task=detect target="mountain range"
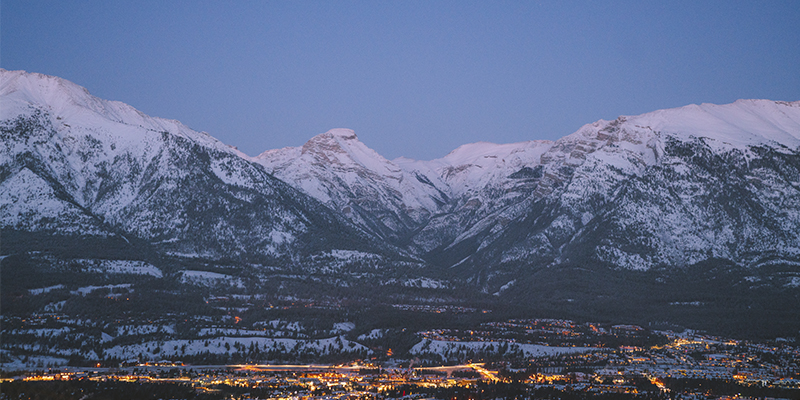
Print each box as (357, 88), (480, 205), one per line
(2, 69), (800, 337)
(256, 88), (800, 292)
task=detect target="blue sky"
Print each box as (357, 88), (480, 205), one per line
(2, 1), (799, 160)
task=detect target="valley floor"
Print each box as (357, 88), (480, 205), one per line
(3, 322), (799, 400)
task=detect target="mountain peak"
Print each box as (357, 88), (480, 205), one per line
(324, 128), (358, 140)
(301, 128), (367, 157)
(0, 69), (242, 165)
(257, 128), (402, 180)
(0, 69), (97, 119)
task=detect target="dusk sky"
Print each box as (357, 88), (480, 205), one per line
(2, 1), (799, 160)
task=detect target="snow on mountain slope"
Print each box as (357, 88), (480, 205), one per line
(256, 129), (450, 243)
(633, 99), (800, 149)
(395, 140), (553, 198)
(0, 167), (109, 236)
(0, 69), (381, 261)
(257, 131), (555, 252)
(389, 141), (551, 255)
(0, 69), (247, 216)
(530, 100), (800, 191)
(0, 70), (233, 155)
(253, 99), (800, 269)
(450, 100), (800, 287)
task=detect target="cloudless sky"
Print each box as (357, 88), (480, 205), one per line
(2, 1), (799, 160)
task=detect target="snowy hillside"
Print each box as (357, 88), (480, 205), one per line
(258, 130), (557, 253)
(255, 129), (449, 243)
(0, 69), (385, 262)
(452, 99), (800, 290)
(396, 140), (553, 198)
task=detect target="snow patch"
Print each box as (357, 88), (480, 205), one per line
(357, 329), (385, 340)
(493, 279), (516, 296)
(75, 259), (162, 277)
(333, 322), (355, 332)
(180, 270), (244, 288)
(71, 283), (132, 296)
(29, 284), (65, 295)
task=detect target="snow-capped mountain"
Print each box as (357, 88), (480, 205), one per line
(446, 100), (800, 290)
(396, 140), (554, 198)
(254, 95), (800, 293)
(2, 69), (799, 292)
(257, 130), (556, 253)
(0, 69), (385, 263)
(395, 140), (554, 255)
(255, 129), (450, 244)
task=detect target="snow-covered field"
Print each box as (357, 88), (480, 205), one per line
(115, 324), (175, 336)
(9, 328), (71, 337)
(257, 320), (303, 331)
(71, 283), (132, 296)
(357, 329), (385, 340)
(0, 350), (68, 370)
(180, 270), (244, 288)
(410, 339), (597, 359)
(29, 285), (64, 295)
(198, 328), (268, 337)
(77, 259), (162, 277)
(332, 322), (355, 333)
(104, 336), (369, 360)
